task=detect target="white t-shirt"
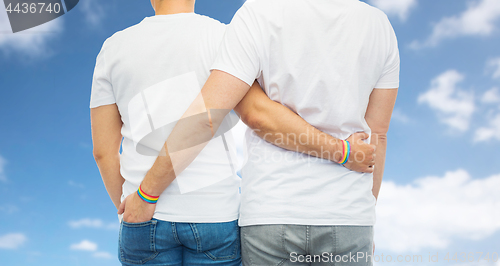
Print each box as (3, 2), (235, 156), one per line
(212, 0), (400, 226)
(90, 13), (240, 223)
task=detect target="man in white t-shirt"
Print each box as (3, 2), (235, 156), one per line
(216, 1), (399, 264)
(115, 0), (399, 265)
(90, 1), (246, 265)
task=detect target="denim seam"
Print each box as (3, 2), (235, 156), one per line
(333, 226), (337, 266)
(119, 222), (124, 262)
(150, 220), (157, 253)
(171, 222), (182, 245)
(189, 223), (202, 253)
(204, 248), (238, 261)
(276, 225), (286, 266)
(306, 225), (310, 254)
(281, 225), (285, 256)
(277, 259), (286, 266)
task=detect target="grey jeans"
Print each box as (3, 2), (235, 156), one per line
(241, 225), (373, 266)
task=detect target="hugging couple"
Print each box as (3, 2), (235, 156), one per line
(90, 0), (399, 265)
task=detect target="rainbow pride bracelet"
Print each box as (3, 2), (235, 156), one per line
(339, 140), (351, 165)
(137, 186), (159, 204)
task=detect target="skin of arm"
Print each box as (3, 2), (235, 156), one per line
(91, 104), (125, 210)
(364, 88), (398, 200)
(234, 82), (377, 172)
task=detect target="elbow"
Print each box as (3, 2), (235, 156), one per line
(240, 111), (260, 130)
(93, 150), (116, 163)
(93, 150), (105, 163)
(237, 98), (277, 134)
(241, 111), (275, 134)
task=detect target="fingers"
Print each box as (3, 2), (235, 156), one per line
(357, 167), (374, 173)
(117, 198), (126, 215)
(369, 153), (376, 164)
(363, 166), (374, 173)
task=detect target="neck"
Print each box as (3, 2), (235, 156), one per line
(153, 0), (195, 15)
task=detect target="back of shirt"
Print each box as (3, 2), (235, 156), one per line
(90, 13), (240, 223)
(212, 0), (400, 226)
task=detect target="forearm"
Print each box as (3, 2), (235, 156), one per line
(139, 71), (248, 197)
(139, 151), (177, 197)
(371, 133), (387, 200)
(95, 154), (124, 209)
(236, 83), (343, 162)
(249, 110), (342, 162)
(139, 140), (206, 196)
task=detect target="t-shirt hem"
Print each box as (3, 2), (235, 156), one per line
(89, 98), (116, 108)
(153, 212), (239, 223)
(211, 65), (255, 87)
(238, 217), (376, 227)
(373, 82), (399, 89)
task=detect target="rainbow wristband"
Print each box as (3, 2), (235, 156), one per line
(137, 186), (159, 204)
(339, 140), (351, 165)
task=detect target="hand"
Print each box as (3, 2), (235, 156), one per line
(118, 192), (156, 223)
(343, 132), (376, 173)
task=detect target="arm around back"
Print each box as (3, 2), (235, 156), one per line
(364, 88), (398, 200)
(234, 82), (377, 173)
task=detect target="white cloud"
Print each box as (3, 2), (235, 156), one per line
(391, 109), (410, 123)
(474, 113), (500, 142)
(0, 4), (63, 57)
(411, 0), (500, 48)
(79, 0), (105, 27)
(487, 58), (500, 79)
(68, 218), (119, 230)
(70, 239), (114, 259)
(481, 87), (500, 104)
(368, 0), (417, 21)
(70, 240), (98, 252)
(418, 70), (475, 132)
(0, 155), (6, 182)
(0, 233), (27, 249)
(376, 169), (500, 253)
(93, 251), (113, 259)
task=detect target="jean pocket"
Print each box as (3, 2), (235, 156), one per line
(119, 219), (159, 265)
(195, 220), (240, 261)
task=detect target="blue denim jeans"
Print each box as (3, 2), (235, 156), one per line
(119, 219), (241, 266)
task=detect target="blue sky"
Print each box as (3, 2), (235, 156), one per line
(0, 0), (499, 265)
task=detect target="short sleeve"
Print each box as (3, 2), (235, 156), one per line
(90, 41), (116, 108)
(211, 4), (261, 87)
(374, 21), (400, 89)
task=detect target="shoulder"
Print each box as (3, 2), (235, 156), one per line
(241, 0), (273, 9)
(354, 1), (392, 23)
(193, 14), (227, 35)
(99, 22), (143, 51)
(195, 14), (226, 27)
